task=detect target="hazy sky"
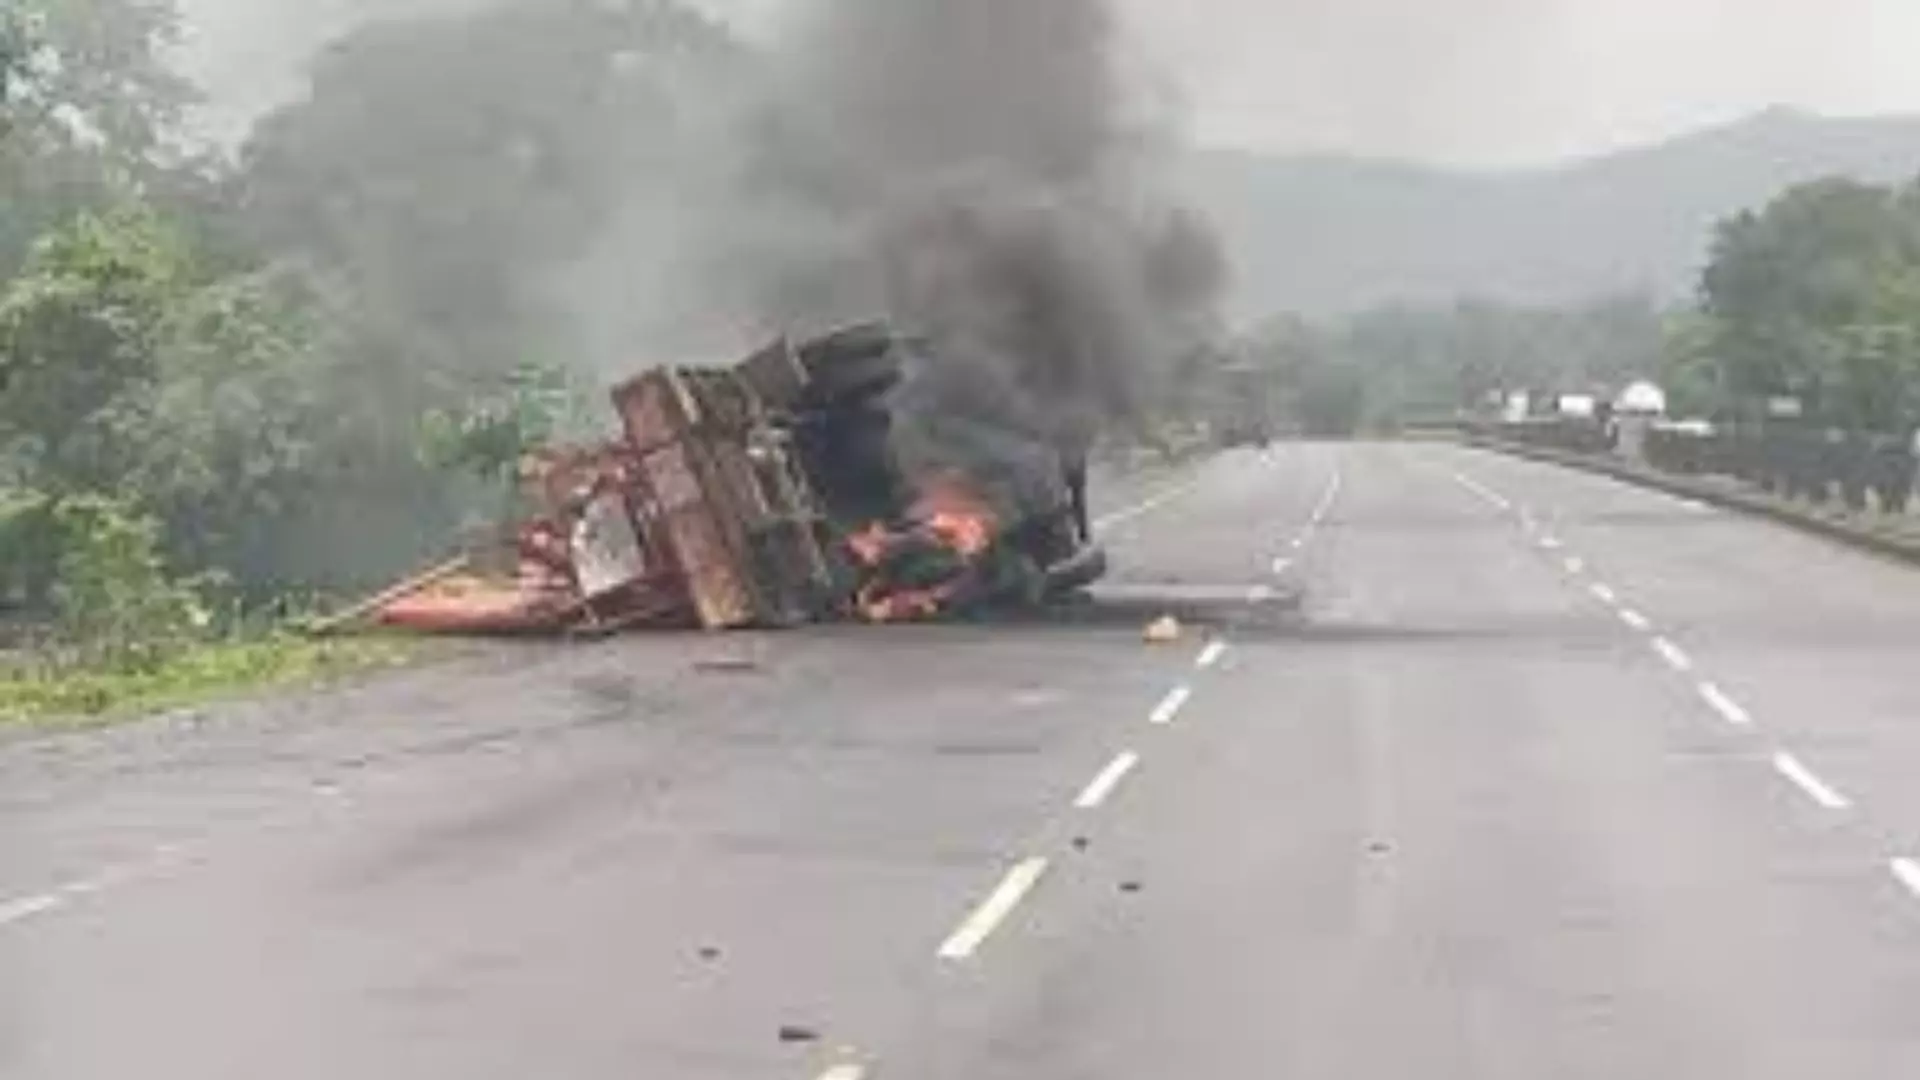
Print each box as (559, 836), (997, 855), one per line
(177, 0), (1920, 167)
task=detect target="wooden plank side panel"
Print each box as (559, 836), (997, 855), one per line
(637, 441), (758, 629)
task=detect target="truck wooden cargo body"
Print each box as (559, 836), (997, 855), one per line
(368, 324), (1105, 636)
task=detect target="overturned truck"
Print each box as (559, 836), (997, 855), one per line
(372, 324), (1108, 636)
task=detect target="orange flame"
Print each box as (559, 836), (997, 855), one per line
(847, 473), (1001, 623)
(846, 522), (892, 566)
(910, 477), (998, 558)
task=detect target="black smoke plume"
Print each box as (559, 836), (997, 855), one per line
(725, 0), (1228, 515)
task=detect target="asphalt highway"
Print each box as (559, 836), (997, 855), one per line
(9, 442), (1920, 1078)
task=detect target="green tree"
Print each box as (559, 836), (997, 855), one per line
(0, 7), (36, 132)
(48, 494), (210, 670)
(0, 205), (193, 495)
(1697, 176), (1920, 428)
(0, 0), (202, 275)
(1658, 310), (1725, 418)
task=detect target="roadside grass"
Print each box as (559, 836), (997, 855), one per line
(0, 633), (417, 728)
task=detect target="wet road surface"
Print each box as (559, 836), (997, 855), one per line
(9, 442), (1920, 1078)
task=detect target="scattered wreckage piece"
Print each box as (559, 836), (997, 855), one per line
(372, 444), (690, 637)
(352, 322), (1109, 638)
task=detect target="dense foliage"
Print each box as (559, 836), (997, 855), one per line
(1241, 175), (1920, 439)
(1, 1), (738, 639)
(1695, 178), (1920, 428)
(1236, 296), (1668, 435)
(10, 0), (1920, 697)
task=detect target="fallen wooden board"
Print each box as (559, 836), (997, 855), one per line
(304, 556), (472, 637)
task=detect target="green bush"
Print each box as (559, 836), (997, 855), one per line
(47, 495), (210, 671)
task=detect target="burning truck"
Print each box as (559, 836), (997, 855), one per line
(359, 322), (1108, 636)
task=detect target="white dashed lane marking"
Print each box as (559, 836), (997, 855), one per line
(1149, 685), (1194, 726)
(1074, 752), (1142, 810)
(1698, 682), (1753, 727)
(1436, 451), (1920, 904)
(1196, 641), (1228, 670)
(1772, 752), (1852, 811)
(1652, 636), (1694, 672)
(0, 893), (65, 928)
(817, 1067), (866, 1080)
(937, 857), (1050, 960)
(1892, 859), (1920, 900)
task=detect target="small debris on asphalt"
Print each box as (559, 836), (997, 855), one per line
(778, 1025), (821, 1044)
(1143, 615), (1183, 644)
(697, 946), (722, 961)
(1119, 880), (1143, 893)
(1367, 841), (1393, 855)
(1071, 836), (1090, 852)
(694, 656), (764, 674)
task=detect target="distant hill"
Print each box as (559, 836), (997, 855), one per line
(1187, 108), (1920, 318)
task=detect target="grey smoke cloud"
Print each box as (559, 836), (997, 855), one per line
(740, 0), (1224, 463)
(187, 0), (1223, 514)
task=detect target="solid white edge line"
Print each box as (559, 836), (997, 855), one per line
(817, 1065), (866, 1080)
(937, 857), (1050, 960)
(1698, 682), (1754, 727)
(1589, 583), (1619, 605)
(0, 893), (65, 927)
(1619, 608), (1652, 632)
(1196, 641), (1228, 669)
(1652, 636), (1694, 672)
(1772, 752), (1852, 811)
(1892, 858), (1920, 899)
(1075, 751), (1142, 810)
(1248, 584), (1275, 602)
(1149, 685), (1194, 726)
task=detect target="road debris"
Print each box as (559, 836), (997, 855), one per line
(1143, 615), (1184, 644)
